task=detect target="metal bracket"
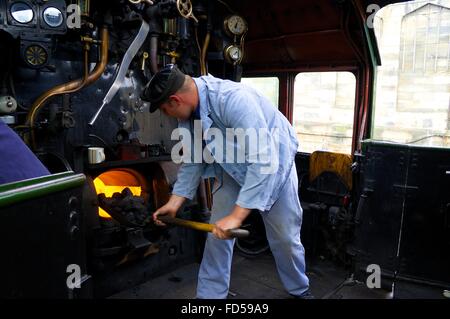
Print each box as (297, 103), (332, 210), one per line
(88, 20), (150, 126)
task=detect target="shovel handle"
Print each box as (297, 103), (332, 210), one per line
(225, 228), (250, 239)
(157, 215), (250, 238)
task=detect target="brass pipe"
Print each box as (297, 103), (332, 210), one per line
(26, 44), (89, 148)
(63, 43), (90, 94)
(25, 27), (109, 145)
(201, 31), (210, 75)
(84, 27), (109, 86)
(78, 0), (90, 16)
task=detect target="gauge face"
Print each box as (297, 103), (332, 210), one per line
(43, 7), (63, 27)
(10, 2), (34, 24)
(229, 46), (242, 61)
(225, 15), (247, 36)
(224, 45), (243, 64)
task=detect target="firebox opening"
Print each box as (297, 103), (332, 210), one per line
(93, 169), (148, 219)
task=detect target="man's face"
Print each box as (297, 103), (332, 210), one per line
(159, 96), (192, 121)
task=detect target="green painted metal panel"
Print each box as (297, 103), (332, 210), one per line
(0, 173), (86, 208)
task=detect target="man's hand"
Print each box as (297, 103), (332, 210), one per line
(153, 194), (186, 226)
(213, 205), (251, 240)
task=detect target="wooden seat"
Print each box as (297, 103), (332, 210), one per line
(309, 150), (353, 191)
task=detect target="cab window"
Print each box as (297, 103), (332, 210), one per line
(293, 72), (356, 154)
(241, 77), (280, 107)
(372, 1), (450, 147)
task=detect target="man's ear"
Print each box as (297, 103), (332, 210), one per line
(168, 94), (182, 106)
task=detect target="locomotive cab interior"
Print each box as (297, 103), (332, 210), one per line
(0, 0), (449, 299)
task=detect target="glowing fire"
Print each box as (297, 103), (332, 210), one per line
(93, 169), (144, 218)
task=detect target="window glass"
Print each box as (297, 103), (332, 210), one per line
(373, 0), (450, 147)
(293, 72), (356, 154)
(241, 77), (279, 107)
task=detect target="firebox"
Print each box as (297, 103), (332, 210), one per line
(82, 162), (207, 297)
(93, 169), (149, 219)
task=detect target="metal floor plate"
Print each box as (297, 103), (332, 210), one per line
(110, 251), (391, 299)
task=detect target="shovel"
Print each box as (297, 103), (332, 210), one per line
(97, 192), (249, 238)
(157, 215), (250, 239)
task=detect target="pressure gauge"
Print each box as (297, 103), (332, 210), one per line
(224, 15), (247, 37)
(224, 45), (243, 64)
(43, 7), (63, 27)
(10, 2), (34, 24)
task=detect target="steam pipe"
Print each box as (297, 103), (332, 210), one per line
(26, 27), (109, 145)
(201, 32), (210, 75)
(150, 35), (159, 73)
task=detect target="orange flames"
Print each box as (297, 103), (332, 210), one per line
(93, 169), (145, 218)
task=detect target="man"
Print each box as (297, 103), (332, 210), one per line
(0, 120), (50, 184)
(145, 64), (311, 299)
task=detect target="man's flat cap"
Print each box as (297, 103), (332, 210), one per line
(142, 64), (186, 113)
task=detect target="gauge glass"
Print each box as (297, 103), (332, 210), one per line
(229, 46), (242, 61)
(43, 7), (63, 27)
(11, 2), (34, 24)
(226, 15), (247, 36)
(225, 45), (242, 64)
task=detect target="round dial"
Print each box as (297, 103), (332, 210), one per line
(10, 2), (34, 24)
(224, 45), (243, 64)
(43, 7), (63, 27)
(224, 15), (247, 36)
(229, 46), (242, 61)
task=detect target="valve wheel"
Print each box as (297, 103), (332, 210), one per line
(177, 0), (193, 19)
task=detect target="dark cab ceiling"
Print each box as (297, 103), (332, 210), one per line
(230, 0), (407, 72)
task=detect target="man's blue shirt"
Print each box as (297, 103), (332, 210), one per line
(172, 75), (299, 212)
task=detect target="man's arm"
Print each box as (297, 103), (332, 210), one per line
(171, 162), (205, 200)
(153, 162), (204, 225)
(154, 115), (206, 224)
(153, 193), (186, 226)
(212, 205), (251, 239)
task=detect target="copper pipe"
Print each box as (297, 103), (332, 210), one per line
(26, 27), (109, 135)
(150, 35), (159, 74)
(204, 178), (213, 211)
(25, 45), (89, 148)
(85, 27), (109, 86)
(64, 43), (90, 94)
(201, 31), (210, 75)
